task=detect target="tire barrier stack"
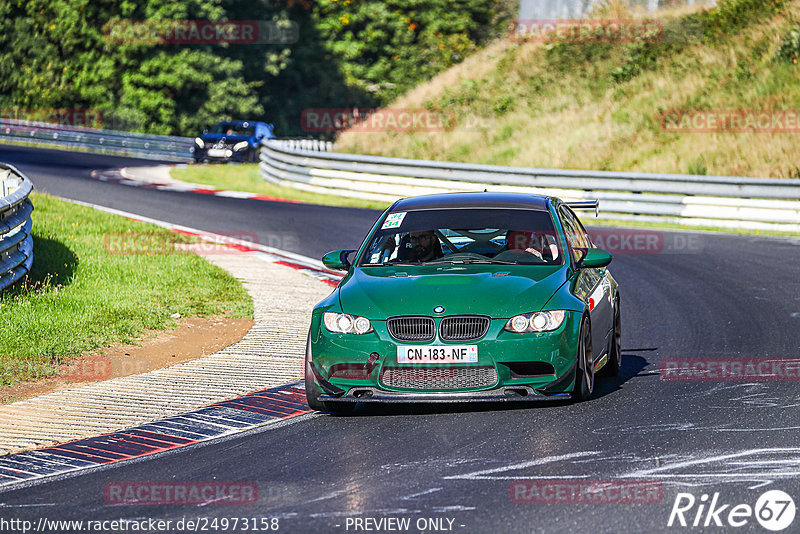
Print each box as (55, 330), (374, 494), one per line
(0, 163), (34, 291)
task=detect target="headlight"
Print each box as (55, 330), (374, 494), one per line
(233, 141), (249, 151)
(323, 312), (373, 334)
(504, 310), (566, 333)
(195, 137), (204, 148)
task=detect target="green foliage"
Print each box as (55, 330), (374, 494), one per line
(545, 42), (615, 71)
(703, 0), (786, 38)
(311, 0), (505, 100)
(777, 26), (800, 63)
(687, 156), (708, 176)
(0, 0), (510, 137)
(493, 94), (514, 115)
(542, 0), (786, 87)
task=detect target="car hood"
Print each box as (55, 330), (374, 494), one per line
(200, 134), (252, 143)
(338, 264), (568, 319)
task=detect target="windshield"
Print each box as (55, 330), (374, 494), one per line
(358, 208), (562, 266)
(209, 122), (255, 136)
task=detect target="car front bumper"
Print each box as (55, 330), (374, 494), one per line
(308, 313), (581, 402)
(195, 148), (252, 162)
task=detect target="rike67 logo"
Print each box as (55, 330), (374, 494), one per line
(668, 490), (796, 531)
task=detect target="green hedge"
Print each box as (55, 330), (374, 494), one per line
(0, 0), (512, 138)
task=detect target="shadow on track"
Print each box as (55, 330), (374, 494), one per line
(318, 354), (652, 417)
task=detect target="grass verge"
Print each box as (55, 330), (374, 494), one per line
(0, 192), (253, 385)
(171, 163), (392, 210)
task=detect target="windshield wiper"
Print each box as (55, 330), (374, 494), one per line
(363, 261), (421, 267)
(428, 259), (517, 265)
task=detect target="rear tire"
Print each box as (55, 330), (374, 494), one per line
(572, 316), (594, 402)
(599, 297), (621, 377)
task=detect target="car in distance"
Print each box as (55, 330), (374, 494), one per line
(305, 192), (621, 413)
(193, 120), (275, 163)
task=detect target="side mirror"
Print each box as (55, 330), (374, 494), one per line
(579, 247), (612, 269)
(322, 250), (356, 271)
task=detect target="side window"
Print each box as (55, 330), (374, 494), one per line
(559, 209), (580, 261)
(561, 208), (591, 243)
(569, 208), (593, 248)
(559, 207), (590, 263)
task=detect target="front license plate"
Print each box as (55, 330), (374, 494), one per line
(207, 148), (227, 158)
(397, 345), (478, 364)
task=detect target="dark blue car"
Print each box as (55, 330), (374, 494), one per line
(193, 120), (275, 163)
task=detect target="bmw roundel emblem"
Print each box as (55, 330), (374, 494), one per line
(433, 306), (445, 314)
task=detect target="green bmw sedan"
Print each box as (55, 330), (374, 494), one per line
(305, 192), (621, 412)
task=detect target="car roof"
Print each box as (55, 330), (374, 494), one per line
(390, 192), (553, 212)
(215, 120), (263, 126)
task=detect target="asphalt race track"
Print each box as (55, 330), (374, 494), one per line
(0, 145), (379, 259)
(2, 144), (800, 533)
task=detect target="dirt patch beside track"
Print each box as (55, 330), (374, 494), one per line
(0, 316), (253, 404)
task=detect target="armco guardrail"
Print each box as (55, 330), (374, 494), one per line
(259, 140), (800, 233)
(268, 139), (335, 152)
(0, 118), (194, 161)
(0, 163), (34, 291)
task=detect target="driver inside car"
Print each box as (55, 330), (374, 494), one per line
(504, 230), (559, 262)
(401, 230), (444, 262)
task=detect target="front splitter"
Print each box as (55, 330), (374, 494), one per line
(319, 386), (571, 403)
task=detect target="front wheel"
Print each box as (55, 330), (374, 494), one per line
(304, 340), (355, 414)
(572, 316), (594, 402)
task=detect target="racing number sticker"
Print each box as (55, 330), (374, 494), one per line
(382, 212), (407, 230)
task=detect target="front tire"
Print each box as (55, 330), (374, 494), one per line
(572, 315), (594, 402)
(304, 335), (355, 414)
